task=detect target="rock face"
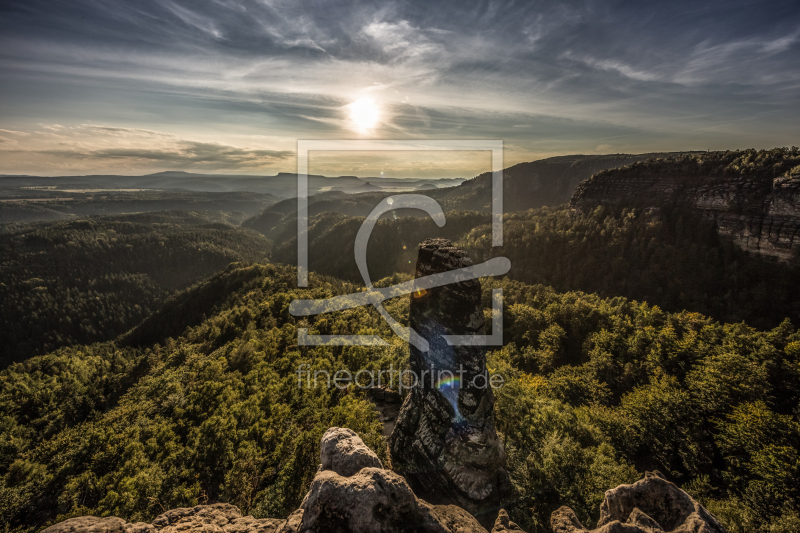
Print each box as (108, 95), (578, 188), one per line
(297, 426), (496, 532)
(320, 427), (383, 477)
(389, 238), (510, 526)
(550, 471), (727, 533)
(491, 510), (525, 532)
(570, 161), (800, 262)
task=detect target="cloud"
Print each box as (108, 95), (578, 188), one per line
(561, 53), (661, 82)
(36, 140), (293, 169)
(0, 0), (799, 175)
(0, 128), (30, 136)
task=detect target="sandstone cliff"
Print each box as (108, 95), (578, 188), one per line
(389, 238), (510, 527)
(569, 149), (800, 261)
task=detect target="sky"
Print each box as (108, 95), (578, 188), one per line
(0, 0), (798, 177)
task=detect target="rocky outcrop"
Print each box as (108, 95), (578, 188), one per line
(297, 426), (494, 532)
(320, 427), (383, 477)
(550, 471), (726, 533)
(569, 154), (800, 262)
(389, 238), (510, 527)
(42, 517), (155, 533)
(43, 504), (286, 533)
(42, 432), (733, 533)
(491, 510), (525, 532)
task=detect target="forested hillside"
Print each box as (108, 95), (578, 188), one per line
(0, 212), (271, 366)
(0, 191), (277, 225)
(241, 153), (695, 240)
(1, 263), (797, 532)
(265, 205), (799, 329)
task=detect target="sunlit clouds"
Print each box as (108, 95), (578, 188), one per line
(0, 0), (798, 175)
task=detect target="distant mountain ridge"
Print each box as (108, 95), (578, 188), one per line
(0, 172), (462, 198)
(241, 152), (699, 240)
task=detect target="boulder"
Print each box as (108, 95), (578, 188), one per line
(295, 427), (490, 532)
(319, 427), (382, 477)
(550, 471), (726, 533)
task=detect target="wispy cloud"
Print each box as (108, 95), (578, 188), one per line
(0, 0), (798, 175)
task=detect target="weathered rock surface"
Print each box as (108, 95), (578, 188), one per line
(389, 238), (510, 527)
(570, 160), (800, 261)
(491, 509), (525, 532)
(550, 471), (726, 533)
(42, 517), (155, 533)
(319, 427), (382, 477)
(298, 467), (487, 532)
(367, 385), (403, 437)
(296, 426), (491, 532)
(42, 504), (285, 533)
(154, 504), (286, 533)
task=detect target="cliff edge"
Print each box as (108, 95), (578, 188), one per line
(570, 148), (800, 261)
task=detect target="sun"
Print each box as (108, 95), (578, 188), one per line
(347, 97), (380, 132)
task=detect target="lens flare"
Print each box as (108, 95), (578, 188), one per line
(437, 375), (463, 421)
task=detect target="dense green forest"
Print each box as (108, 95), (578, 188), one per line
(264, 205), (800, 330)
(0, 212), (271, 366)
(0, 190), (276, 225)
(3, 149), (800, 532)
(1, 262), (797, 532)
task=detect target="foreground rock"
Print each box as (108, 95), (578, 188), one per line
(389, 238), (510, 526)
(320, 427), (382, 477)
(43, 504), (287, 533)
(41, 517), (155, 533)
(551, 471), (726, 533)
(298, 426), (490, 532)
(43, 430), (732, 533)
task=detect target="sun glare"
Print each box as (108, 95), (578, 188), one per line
(348, 97), (380, 132)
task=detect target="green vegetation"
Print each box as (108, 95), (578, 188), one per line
(486, 277), (800, 531)
(0, 190), (276, 225)
(241, 152), (697, 238)
(3, 149), (800, 532)
(265, 204), (799, 329)
(471, 204), (800, 330)
(1, 263), (797, 532)
(0, 212), (271, 366)
(0, 264), (395, 530)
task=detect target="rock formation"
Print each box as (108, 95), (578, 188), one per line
(43, 431), (732, 533)
(389, 238), (510, 527)
(570, 158), (800, 262)
(491, 510), (525, 532)
(551, 471), (726, 533)
(42, 504), (288, 533)
(319, 427), (382, 477)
